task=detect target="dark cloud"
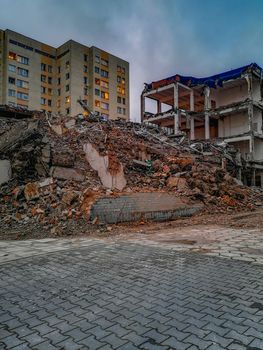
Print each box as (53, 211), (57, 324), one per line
(1, 0), (263, 121)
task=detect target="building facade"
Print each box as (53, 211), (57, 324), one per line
(0, 29), (129, 120)
(141, 63), (263, 186)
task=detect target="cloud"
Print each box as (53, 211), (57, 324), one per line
(1, 0), (263, 121)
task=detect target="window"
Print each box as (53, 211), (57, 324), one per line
(122, 108), (126, 115)
(8, 52), (16, 60)
(117, 86), (121, 93)
(84, 87), (88, 95)
(8, 89), (16, 97)
(41, 86), (46, 94)
(122, 98), (126, 104)
(122, 67), (125, 74)
(66, 84), (69, 92)
(48, 77), (52, 84)
(8, 77), (16, 85)
(117, 96), (121, 103)
(117, 107), (122, 114)
(84, 54), (88, 62)
(57, 88), (61, 96)
(117, 76), (121, 83)
(66, 61), (70, 69)
(66, 108), (70, 114)
(122, 78), (125, 84)
(84, 65), (88, 73)
(65, 96), (70, 103)
(95, 88), (100, 96)
(101, 80), (109, 88)
(66, 72), (70, 80)
(17, 92), (28, 100)
(8, 101), (16, 107)
(94, 66), (100, 74)
(101, 102), (109, 110)
(8, 64), (16, 72)
(17, 79), (29, 89)
(41, 63), (46, 71)
(48, 99), (52, 107)
(58, 77), (61, 85)
(101, 91), (109, 100)
(101, 69), (108, 78)
(95, 100), (100, 107)
(41, 74), (46, 82)
(121, 88), (125, 95)
(95, 55), (100, 63)
(101, 59), (108, 67)
(117, 65), (121, 72)
(17, 104), (28, 109)
(17, 55), (29, 65)
(58, 66), (61, 74)
(18, 68), (29, 77)
(41, 97), (46, 105)
(48, 65), (52, 73)
(83, 76), (88, 85)
(48, 88), (52, 95)
(95, 78), (100, 85)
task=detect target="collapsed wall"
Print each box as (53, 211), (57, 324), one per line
(0, 109), (262, 235)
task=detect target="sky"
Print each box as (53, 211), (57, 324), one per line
(1, 0), (263, 121)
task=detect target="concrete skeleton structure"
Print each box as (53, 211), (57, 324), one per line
(0, 29), (129, 120)
(141, 63), (263, 186)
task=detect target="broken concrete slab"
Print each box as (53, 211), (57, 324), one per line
(51, 166), (85, 182)
(0, 159), (12, 185)
(83, 143), (126, 191)
(90, 192), (203, 224)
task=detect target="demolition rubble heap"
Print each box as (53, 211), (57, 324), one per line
(0, 106), (262, 236)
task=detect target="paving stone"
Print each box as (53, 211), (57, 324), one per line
(101, 333), (127, 349)
(33, 340), (57, 350)
(2, 335), (26, 349)
(44, 329), (70, 344)
(225, 330), (254, 346)
(1, 240), (263, 350)
(184, 334), (213, 349)
(56, 338), (82, 350)
(78, 335), (105, 349)
(162, 336), (191, 350)
(248, 338), (263, 350)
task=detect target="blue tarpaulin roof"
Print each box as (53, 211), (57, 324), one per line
(148, 63), (262, 90)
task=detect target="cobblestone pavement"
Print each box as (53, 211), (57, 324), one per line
(117, 225), (263, 265)
(1, 226), (263, 349)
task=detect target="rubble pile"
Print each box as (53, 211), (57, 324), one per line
(0, 110), (262, 237)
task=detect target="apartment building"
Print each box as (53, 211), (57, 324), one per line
(141, 63), (263, 186)
(0, 29), (129, 120)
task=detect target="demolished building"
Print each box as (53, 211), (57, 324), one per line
(141, 63), (263, 187)
(0, 105), (262, 236)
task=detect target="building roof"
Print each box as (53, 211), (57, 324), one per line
(147, 63), (262, 91)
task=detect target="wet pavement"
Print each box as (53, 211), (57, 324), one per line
(1, 225), (263, 349)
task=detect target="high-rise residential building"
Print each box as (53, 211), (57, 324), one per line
(0, 29), (129, 120)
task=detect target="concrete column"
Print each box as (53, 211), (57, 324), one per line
(251, 168), (256, 186)
(140, 94), (145, 122)
(190, 117), (195, 140)
(157, 100), (161, 114)
(174, 83), (179, 109)
(249, 134), (254, 155)
(190, 90), (194, 111)
(174, 83), (179, 134)
(204, 86), (210, 139)
(205, 112), (210, 139)
(174, 112), (179, 134)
